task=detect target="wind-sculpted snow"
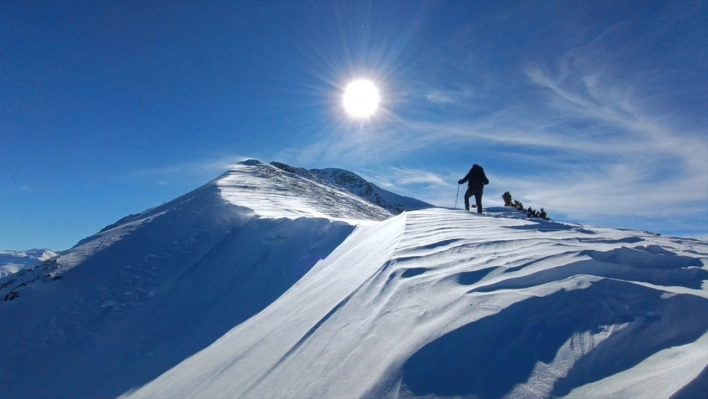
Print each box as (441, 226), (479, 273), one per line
(270, 161), (433, 214)
(219, 160), (393, 222)
(3, 160), (707, 399)
(310, 167), (433, 214)
(125, 208), (708, 399)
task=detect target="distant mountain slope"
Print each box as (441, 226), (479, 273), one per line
(0, 249), (57, 278)
(125, 208), (708, 399)
(271, 161), (433, 214)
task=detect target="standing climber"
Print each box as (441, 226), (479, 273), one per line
(458, 164), (489, 213)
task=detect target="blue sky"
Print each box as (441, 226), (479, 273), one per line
(1, 0), (706, 250)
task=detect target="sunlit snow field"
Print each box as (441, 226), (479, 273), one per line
(1, 160), (706, 399)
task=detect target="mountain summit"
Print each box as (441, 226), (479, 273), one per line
(270, 161), (433, 214)
(1, 160), (706, 399)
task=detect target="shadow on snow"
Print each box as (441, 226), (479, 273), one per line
(399, 279), (708, 398)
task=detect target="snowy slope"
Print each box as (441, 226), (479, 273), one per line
(271, 161), (433, 214)
(126, 208), (708, 399)
(0, 249), (57, 277)
(2, 159), (707, 399)
(0, 160), (391, 399)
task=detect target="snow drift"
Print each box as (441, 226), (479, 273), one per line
(1, 160), (706, 399)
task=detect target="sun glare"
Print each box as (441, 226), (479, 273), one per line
(343, 80), (380, 118)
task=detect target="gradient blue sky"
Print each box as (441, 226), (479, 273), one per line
(2, 0), (706, 250)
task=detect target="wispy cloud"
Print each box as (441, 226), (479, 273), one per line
(514, 23), (707, 223)
(278, 13), (706, 236)
(526, 66), (707, 171)
(425, 92), (457, 104)
(390, 168), (447, 186)
(363, 167), (449, 189)
(423, 87), (479, 105)
(359, 166), (466, 208)
(494, 167), (707, 219)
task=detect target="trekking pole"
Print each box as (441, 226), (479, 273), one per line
(454, 184), (460, 209)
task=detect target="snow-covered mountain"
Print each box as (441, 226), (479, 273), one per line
(1, 159), (706, 399)
(0, 159), (387, 398)
(271, 161), (433, 214)
(0, 249), (57, 278)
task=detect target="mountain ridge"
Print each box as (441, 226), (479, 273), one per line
(270, 161), (433, 214)
(0, 159), (396, 398)
(1, 159), (706, 399)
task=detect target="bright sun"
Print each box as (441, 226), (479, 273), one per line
(343, 79), (380, 118)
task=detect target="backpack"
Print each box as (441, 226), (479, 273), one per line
(471, 165), (489, 186)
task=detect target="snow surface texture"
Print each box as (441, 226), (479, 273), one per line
(2, 159), (707, 399)
(124, 208), (708, 399)
(270, 161), (433, 214)
(219, 160), (394, 222)
(0, 249), (57, 278)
